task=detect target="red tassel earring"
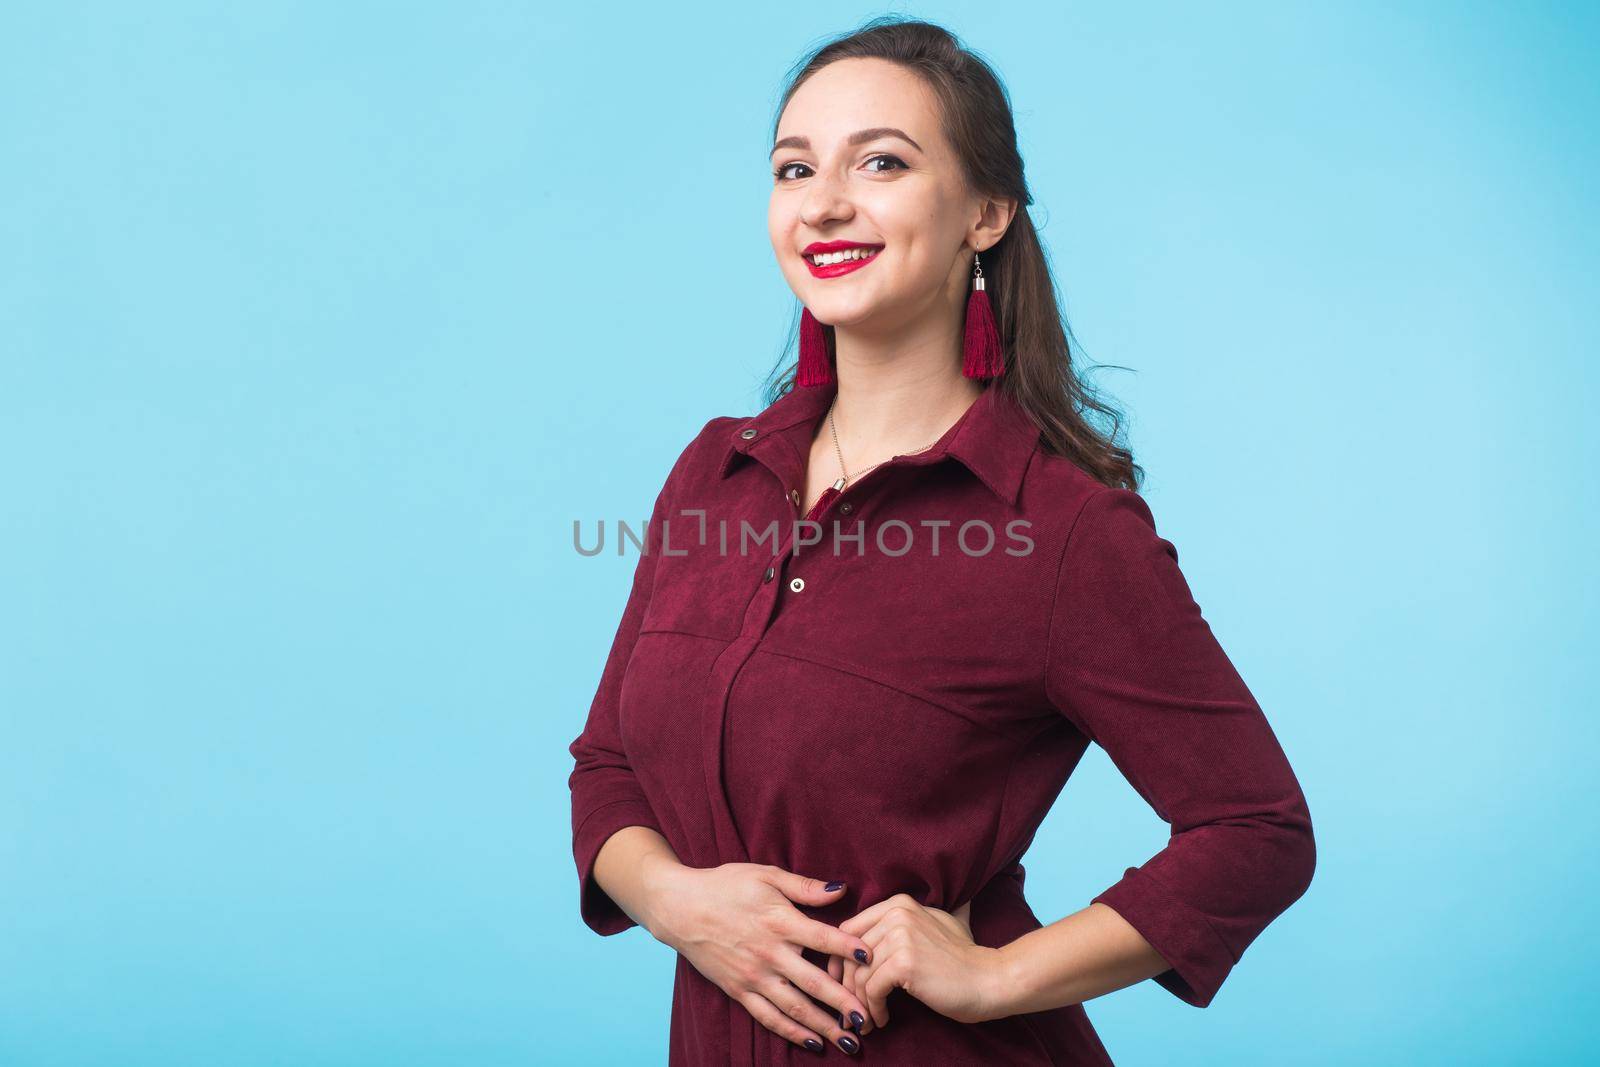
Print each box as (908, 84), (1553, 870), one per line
(962, 251), (1005, 380)
(797, 307), (835, 386)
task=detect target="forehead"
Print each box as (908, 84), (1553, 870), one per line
(778, 58), (939, 143)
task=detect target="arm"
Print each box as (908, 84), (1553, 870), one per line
(567, 461), (678, 936)
(994, 487), (1317, 1013)
(589, 825), (686, 939)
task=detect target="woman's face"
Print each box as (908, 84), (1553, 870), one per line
(768, 58), (984, 337)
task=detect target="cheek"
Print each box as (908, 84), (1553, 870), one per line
(768, 208), (798, 266)
(884, 239), (944, 290)
(867, 206), (941, 274)
(768, 195), (795, 239)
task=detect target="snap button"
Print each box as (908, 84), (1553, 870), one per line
(789, 577), (805, 593)
(789, 488), (801, 507)
(740, 427), (758, 440)
(838, 501), (853, 514)
(763, 566), (775, 582)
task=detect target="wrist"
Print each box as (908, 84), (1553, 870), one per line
(979, 942), (1024, 1021)
(637, 851), (691, 947)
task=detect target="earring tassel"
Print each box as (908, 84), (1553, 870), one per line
(797, 307), (835, 386)
(962, 283), (1005, 379)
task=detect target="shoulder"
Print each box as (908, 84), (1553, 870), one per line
(1019, 451), (1152, 533)
(1020, 453), (1169, 571)
(680, 414), (746, 469)
(654, 414), (745, 500)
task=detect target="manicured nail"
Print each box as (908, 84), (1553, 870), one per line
(803, 1038), (823, 1053)
(825, 881), (845, 892)
(849, 1011), (864, 1032)
(853, 948), (870, 964)
(837, 1034), (859, 1054)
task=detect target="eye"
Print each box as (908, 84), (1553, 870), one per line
(772, 153), (910, 183)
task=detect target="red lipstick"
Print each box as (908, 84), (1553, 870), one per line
(802, 240), (884, 279)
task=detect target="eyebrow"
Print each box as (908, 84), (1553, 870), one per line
(769, 127), (924, 159)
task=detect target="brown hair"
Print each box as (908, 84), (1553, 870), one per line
(762, 15), (1141, 491)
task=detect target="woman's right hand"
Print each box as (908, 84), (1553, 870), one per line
(642, 858), (876, 1055)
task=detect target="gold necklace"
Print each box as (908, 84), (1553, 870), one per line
(826, 401), (945, 488)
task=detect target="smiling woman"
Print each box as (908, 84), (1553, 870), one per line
(800, 241), (883, 279)
(568, 15), (1315, 1066)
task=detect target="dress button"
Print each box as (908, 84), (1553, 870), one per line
(789, 488), (801, 507)
(789, 577), (805, 593)
(740, 427), (757, 439)
(763, 566), (775, 582)
(838, 501), (853, 514)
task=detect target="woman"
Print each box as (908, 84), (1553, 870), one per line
(567, 17), (1315, 1064)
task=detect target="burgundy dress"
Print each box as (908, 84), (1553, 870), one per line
(568, 378), (1315, 1064)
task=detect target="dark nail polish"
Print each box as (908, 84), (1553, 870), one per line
(804, 1038), (824, 1053)
(853, 948), (869, 964)
(825, 881), (846, 892)
(849, 1011), (864, 1032)
(837, 1034), (859, 1054)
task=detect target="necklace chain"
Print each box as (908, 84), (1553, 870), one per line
(826, 401), (945, 487)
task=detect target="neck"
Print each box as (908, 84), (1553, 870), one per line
(822, 320), (983, 461)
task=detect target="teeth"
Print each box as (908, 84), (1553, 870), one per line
(806, 247), (880, 266)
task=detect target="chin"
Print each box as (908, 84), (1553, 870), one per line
(804, 293), (883, 325)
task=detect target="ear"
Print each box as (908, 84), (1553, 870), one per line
(970, 194), (1019, 253)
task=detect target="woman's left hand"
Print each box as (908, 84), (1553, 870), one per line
(826, 894), (1007, 1032)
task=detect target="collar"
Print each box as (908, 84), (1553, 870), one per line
(717, 378), (1040, 507)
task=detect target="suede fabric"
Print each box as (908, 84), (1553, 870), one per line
(568, 378), (1315, 1064)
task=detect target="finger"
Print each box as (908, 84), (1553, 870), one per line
(761, 867), (850, 908)
(761, 976), (864, 1055)
(772, 950), (870, 1040)
(838, 892), (921, 937)
(785, 914), (874, 968)
(827, 954), (843, 984)
(848, 919), (889, 1029)
(841, 957), (873, 1036)
(862, 951), (903, 1030)
(857, 925), (910, 1030)
(737, 991), (829, 1056)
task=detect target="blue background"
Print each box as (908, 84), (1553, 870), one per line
(3, 2), (1595, 1063)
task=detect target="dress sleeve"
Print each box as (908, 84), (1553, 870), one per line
(566, 437), (693, 937)
(1043, 487), (1316, 1008)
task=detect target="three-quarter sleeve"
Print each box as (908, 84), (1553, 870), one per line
(1044, 487), (1316, 1008)
(567, 456), (683, 937)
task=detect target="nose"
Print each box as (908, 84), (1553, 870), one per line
(799, 167), (854, 230)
